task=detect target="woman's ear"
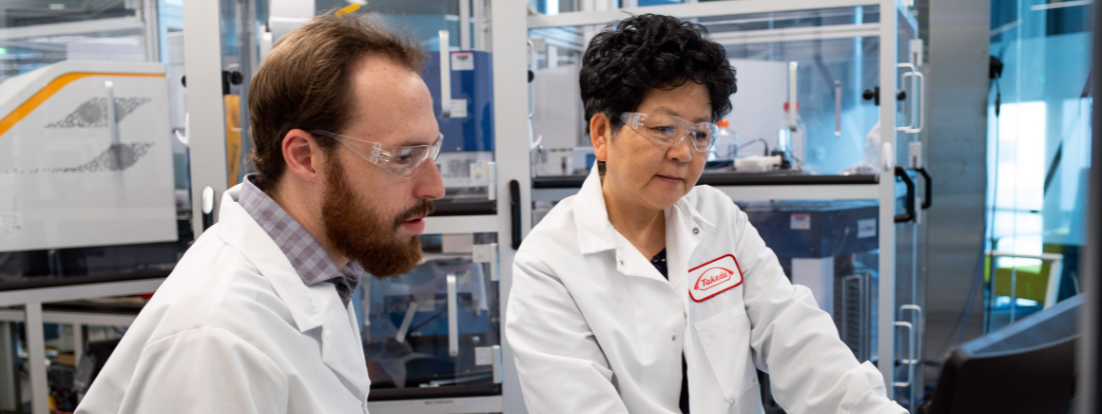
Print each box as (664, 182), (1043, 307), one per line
(590, 112), (611, 163)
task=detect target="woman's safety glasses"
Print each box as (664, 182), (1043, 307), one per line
(619, 112), (718, 153)
(310, 130), (443, 178)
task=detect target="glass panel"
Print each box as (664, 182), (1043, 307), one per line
(364, 0), (497, 215)
(222, 0), (495, 215)
(528, 7), (884, 183)
(0, 1), (190, 290)
(733, 199), (881, 361)
(361, 232), (501, 400)
(705, 7), (882, 177)
(891, 6), (921, 410)
(984, 0), (1092, 330)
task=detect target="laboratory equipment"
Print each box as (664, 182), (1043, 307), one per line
(921, 294), (1080, 414)
(709, 119), (736, 162)
(422, 49), (498, 215)
(0, 61), (178, 252)
(735, 200), (880, 362)
(362, 233), (502, 401)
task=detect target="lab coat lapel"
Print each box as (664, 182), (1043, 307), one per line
(666, 191), (715, 290)
(574, 167), (616, 255)
(312, 284), (372, 400)
(215, 186), (322, 332)
(217, 186), (370, 399)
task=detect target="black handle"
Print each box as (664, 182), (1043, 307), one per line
(202, 212), (214, 230)
(894, 166), (916, 223)
(510, 180), (521, 250)
(201, 186), (216, 230)
(861, 86), (907, 106)
(915, 167), (932, 209)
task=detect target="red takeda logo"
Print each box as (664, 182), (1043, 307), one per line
(695, 267), (733, 291)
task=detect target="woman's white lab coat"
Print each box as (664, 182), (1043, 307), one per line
(506, 168), (906, 414)
(76, 185), (371, 414)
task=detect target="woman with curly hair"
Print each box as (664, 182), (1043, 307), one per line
(506, 14), (906, 414)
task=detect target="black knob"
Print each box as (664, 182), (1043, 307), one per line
(896, 90), (907, 101)
(181, 75), (186, 87)
(862, 89), (875, 101)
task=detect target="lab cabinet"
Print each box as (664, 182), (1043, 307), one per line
(360, 233), (503, 401)
(171, 1), (925, 413)
(528, 2), (926, 411)
(528, 5), (925, 181)
(735, 200), (881, 363)
(422, 50), (499, 216)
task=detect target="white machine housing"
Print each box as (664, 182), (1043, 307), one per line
(0, 61), (177, 251)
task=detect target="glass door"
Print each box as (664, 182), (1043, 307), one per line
(359, 232), (502, 400)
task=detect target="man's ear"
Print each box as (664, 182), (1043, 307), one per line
(590, 113), (611, 163)
(281, 129), (326, 182)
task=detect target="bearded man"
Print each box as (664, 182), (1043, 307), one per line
(76, 12), (443, 414)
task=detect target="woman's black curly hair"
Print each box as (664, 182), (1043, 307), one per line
(580, 14), (737, 134)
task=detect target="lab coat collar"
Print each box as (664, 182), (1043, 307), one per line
(311, 282), (371, 399)
(672, 188), (717, 234)
(217, 185), (323, 333)
(218, 185), (371, 398)
(574, 167), (618, 255)
(573, 169), (717, 255)
(664, 189), (715, 288)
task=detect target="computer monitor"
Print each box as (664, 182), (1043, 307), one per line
(922, 294), (1080, 414)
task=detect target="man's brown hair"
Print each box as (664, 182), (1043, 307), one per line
(247, 12), (425, 192)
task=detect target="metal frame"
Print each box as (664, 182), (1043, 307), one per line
(184, 0), (230, 238)
(1077, 1), (1101, 407)
(876, 2), (900, 399)
(0, 279), (165, 308)
(0, 322), (14, 412)
(528, 0), (881, 28)
(528, 0), (908, 400)
(707, 23), (881, 46)
(0, 309), (140, 375)
(141, 0), (160, 62)
(0, 17), (144, 40)
(711, 184), (880, 201)
(424, 215), (500, 234)
(492, 1), (532, 413)
(0, 278), (163, 414)
(368, 395), (503, 414)
(986, 251), (1065, 310)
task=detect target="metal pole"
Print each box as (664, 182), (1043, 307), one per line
(25, 303), (48, 414)
(459, 0), (472, 51)
(1076, 1), (1101, 410)
(183, 0), (230, 237)
(877, 0), (899, 399)
(0, 322), (15, 412)
(73, 323), (84, 371)
(493, 0), (530, 412)
(142, 0), (161, 62)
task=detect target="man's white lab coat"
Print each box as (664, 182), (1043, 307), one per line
(76, 185), (371, 413)
(506, 168), (906, 414)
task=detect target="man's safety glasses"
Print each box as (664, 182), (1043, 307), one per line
(619, 112), (718, 153)
(310, 130), (443, 178)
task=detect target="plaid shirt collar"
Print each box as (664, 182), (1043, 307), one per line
(235, 174), (363, 306)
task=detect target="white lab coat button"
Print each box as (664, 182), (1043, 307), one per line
(672, 334), (676, 341)
(692, 227), (699, 235)
(619, 260), (624, 266)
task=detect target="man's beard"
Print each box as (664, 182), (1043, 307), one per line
(321, 157), (434, 279)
